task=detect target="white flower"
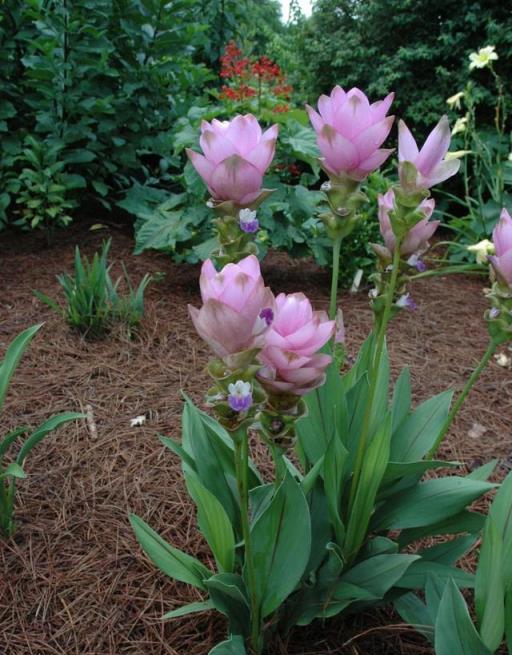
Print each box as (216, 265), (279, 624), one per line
(467, 239), (495, 264)
(239, 208), (257, 223)
(451, 116), (468, 136)
(445, 150), (472, 161)
(495, 352), (511, 368)
(130, 415), (146, 427)
(469, 45), (498, 70)
(228, 380), (252, 398)
(446, 91), (465, 109)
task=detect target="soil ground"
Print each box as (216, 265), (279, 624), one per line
(0, 221), (510, 655)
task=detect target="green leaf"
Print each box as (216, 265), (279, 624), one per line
(185, 470), (235, 573)
(208, 634), (246, 655)
(373, 477), (496, 530)
(391, 366), (411, 432)
(129, 514), (211, 590)
(205, 573), (251, 637)
(390, 390), (453, 462)
(323, 434), (348, 544)
(467, 459), (499, 481)
(0, 324), (42, 415)
(399, 510), (486, 547)
(16, 412), (84, 466)
(344, 413), (392, 559)
(394, 592), (434, 643)
(249, 473), (311, 617)
(418, 534), (477, 565)
(339, 554), (419, 598)
(163, 599), (214, 620)
(434, 579), (491, 655)
(487, 470), (512, 586)
(475, 517), (505, 651)
(0, 462), (26, 481)
(395, 559), (474, 590)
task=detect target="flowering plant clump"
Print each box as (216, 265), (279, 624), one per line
(219, 41), (293, 114)
(131, 85), (512, 655)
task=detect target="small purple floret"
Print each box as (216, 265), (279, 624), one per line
(415, 259), (427, 272)
(227, 380), (253, 413)
(240, 219), (259, 233)
(490, 307), (500, 319)
(228, 393), (253, 412)
(396, 293), (417, 311)
(259, 307), (274, 326)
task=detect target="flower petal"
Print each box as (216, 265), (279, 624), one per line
(186, 149), (215, 186)
(209, 155), (263, 203)
(416, 115), (451, 175)
(398, 120), (419, 162)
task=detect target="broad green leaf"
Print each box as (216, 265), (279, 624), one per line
(505, 588), (512, 653)
(381, 459), (459, 487)
(159, 435), (197, 471)
(434, 579), (491, 655)
(419, 534), (477, 565)
(373, 477), (496, 530)
(391, 366), (411, 432)
(475, 517), (505, 651)
(185, 471), (235, 573)
(0, 324), (42, 415)
(399, 510), (486, 547)
(249, 473), (311, 617)
(339, 554), (419, 598)
(208, 634), (246, 655)
(129, 514), (210, 589)
(163, 599), (214, 620)
(16, 412), (84, 465)
(394, 592), (434, 642)
(205, 573), (250, 637)
(344, 414), (392, 559)
(395, 559), (474, 590)
(390, 390), (453, 462)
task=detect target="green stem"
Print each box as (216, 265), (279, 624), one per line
(348, 244), (401, 515)
(428, 339), (498, 458)
(234, 431), (262, 654)
(329, 234), (343, 320)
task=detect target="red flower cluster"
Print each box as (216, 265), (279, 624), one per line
(218, 41), (293, 109)
(220, 85), (256, 101)
(252, 55), (281, 80)
(272, 104), (290, 113)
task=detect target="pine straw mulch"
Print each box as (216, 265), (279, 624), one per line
(0, 221), (511, 655)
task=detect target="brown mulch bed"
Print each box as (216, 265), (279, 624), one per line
(0, 221), (511, 655)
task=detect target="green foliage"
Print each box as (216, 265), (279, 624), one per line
(0, 324), (83, 537)
(34, 240), (152, 338)
(0, 0), (212, 227)
(131, 339), (495, 651)
(291, 0), (512, 132)
(395, 470), (512, 654)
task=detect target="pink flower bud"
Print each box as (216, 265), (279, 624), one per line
(186, 115), (278, 205)
(306, 86), (394, 180)
(398, 116), (460, 189)
(378, 188), (439, 257)
(257, 293), (335, 396)
(489, 208), (512, 287)
(189, 255), (274, 358)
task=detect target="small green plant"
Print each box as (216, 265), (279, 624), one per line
(13, 136), (76, 236)
(0, 324), (83, 537)
(34, 240), (153, 339)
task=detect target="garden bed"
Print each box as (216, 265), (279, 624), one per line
(0, 221), (510, 655)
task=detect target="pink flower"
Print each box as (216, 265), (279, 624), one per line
(489, 208), (512, 287)
(378, 188), (439, 256)
(186, 114), (278, 205)
(189, 255), (274, 358)
(398, 116), (460, 189)
(306, 86), (394, 180)
(258, 293), (335, 396)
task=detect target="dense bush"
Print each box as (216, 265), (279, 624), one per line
(0, 0), (212, 231)
(291, 0), (512, 133)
